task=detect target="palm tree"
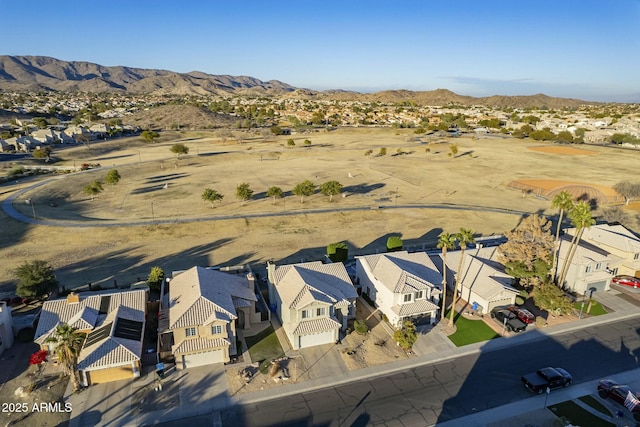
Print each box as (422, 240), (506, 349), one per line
(557, 201), (595, 288)
(44, 324), (86, 391)
(448, 228), (476, 327)
(437, 232), (457, 321)
(550, 191), (574, 281)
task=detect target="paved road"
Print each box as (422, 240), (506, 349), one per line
(220, 315), (640, 426)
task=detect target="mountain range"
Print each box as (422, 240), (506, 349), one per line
(0, 55), (592, 108)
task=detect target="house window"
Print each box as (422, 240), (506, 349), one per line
(301, 310), (309, 319)
(585, 265), (592, 273)
(185, 327), (196, 337)
(316, 307), (325, 316)
(595, 263), (602, 271)
(635, 253), (639, 260)
(403, 294), (412, 303)
(415, 290), (424, 300)
(211, 325), (222, 335)
(612, 267), (619, 276)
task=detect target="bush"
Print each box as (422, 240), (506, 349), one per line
(386, 236), (403, 252)
(535, 317), (547, 328)
(8, 166), (25, 177)
(393, 320), (417, 350)
(354, 320), (368, 335)
(327, 242), (348, 263)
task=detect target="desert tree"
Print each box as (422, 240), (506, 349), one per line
(437, 232), (457, 321)
(393, 320), (417, 350)
(104, 169), (121, 185)
(550, 191), (574, 279)
(327, 242), (348, 263)
(44, 324), (86, 392)
(236, 182), (254, 205)
(292, 180), (315, 203)
(304, 139), (312, 147)
(532, 281), (574, 316)
(378, 147), (387, 157)
(170, 143), (189, 158)
(266, 186), (283, 205)
(141, 130), (159, 143)
(557, 201), (595, 288)
(84, 180), (103, 201)
(449, 144), (459, 157)
(33, 117), (48, 129)
(15, 260), (59, 298)
(201, 188), (223, 207)
(449, 228), (475, 327)
(497, 215), (554, 288)
(287, 138), (295, 147)
(386, 236), (403, 252)
(614, 181), (640, 205)
(599, 206), (628, 225)
(320, 180), (343, 202)
(32, 146), (52, 162)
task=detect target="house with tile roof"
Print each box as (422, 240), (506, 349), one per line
(439, 246), (518, 315)
(565, 223), (640, 278)
(166, 266), (259, 369)
(355, 251), (442, 328)
(555, 234), (620, 295)
(33, 289), (147, 385)
(267, 261), (358, 350)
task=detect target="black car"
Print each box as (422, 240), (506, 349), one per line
(597, 379), (640, 420)
(522, 367), (572, 393)
(490, 307), (527, 333)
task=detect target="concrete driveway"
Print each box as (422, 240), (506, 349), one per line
(296, 342), (349, 381)
(67, 364), (230, 427)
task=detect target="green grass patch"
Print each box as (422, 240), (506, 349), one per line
(574, 300), (607, 316)
(244, 325), (285, 374)
(578, 395), (613, 417)
(445, 310), (500, 347)
(548, 400), (615, 427)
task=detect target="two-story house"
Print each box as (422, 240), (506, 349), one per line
(267, 261), (358, 350)
(556, 235), (621, 295)
(566, 223), (640, 278)
(167, 266), (258, 370)
(355, 251), (442, 327)
(442, 247), (518, 314)
(33, 289), (147, 385)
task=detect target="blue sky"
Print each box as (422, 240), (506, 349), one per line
(3, 0), (640, 102)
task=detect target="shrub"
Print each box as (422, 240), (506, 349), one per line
(535, 317), (547, 328)
(354, 320), (368, 335)
(327, 242), (348, 263)
(393, 320), (417, 350)
(386, 236), (403, 252)
(8, 166), (25, 177)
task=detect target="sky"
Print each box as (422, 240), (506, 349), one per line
(2, 0), (640, 102)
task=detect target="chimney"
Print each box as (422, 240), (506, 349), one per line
(246, 273), (255, 290)
(67, 292), (80, 304)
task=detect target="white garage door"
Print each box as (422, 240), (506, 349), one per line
(183, 350), (223, 368)
(299, 330), (335, 349)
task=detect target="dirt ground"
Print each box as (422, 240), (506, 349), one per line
(225, 355), (310, 398)
(0, 342), (70, 427)
(528, 145), (597, 155)
(338, 299), (411, 370)
(0, 129), (638, 292)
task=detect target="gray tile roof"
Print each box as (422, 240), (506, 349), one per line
(172, 336), (230, 355)
(34, 289), (146, 345)
(168, 266), (256, 329)
(391, 299), (439, 316)
(570, 224), (640, 253)
(274, 262), (357, 310)
(77, 304), (145, 370)
(292, 317), (341, 335)
(357, 251), (443, 293)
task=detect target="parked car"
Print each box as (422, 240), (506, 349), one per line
(612, 275), (640, 289)
(597, 379), (640, 420)
(522, 367), (572, 393)
(507, 305), (536, 324)
(11, 296), (23, 305)
(490, 307), (527, 333)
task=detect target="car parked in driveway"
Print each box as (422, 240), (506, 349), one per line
(522, 367), (572, 393)
(612, 275), (640, 289)
(507, 305), (536, 324)
(490, 307), (527, 333)
(597, 379), (640, 420)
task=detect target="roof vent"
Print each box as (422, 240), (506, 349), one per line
(67, 292), (80, 304)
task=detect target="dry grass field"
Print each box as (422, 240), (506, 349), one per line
(0, 128), (638, 291)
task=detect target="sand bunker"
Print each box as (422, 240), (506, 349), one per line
(527, 145), (597, 155)
(509, 179), (623, 205)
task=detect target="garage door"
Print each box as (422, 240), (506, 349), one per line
(183, 350), (224, 368)
(586, 280), (608, 293)
(87, 366), (133, 384)
(299, 330), (335, 349)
